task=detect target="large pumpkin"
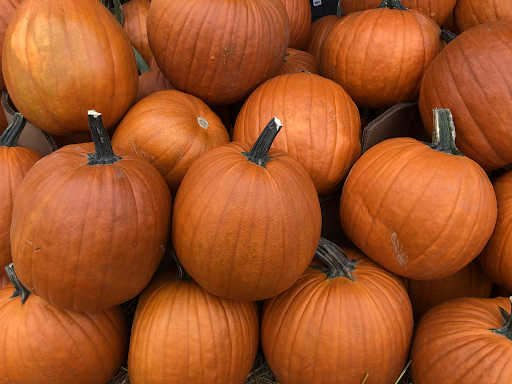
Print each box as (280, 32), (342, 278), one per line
(233, 72), (361, 196)
(305, 14), (342, 62)
(321, 0), (442, 108)
(172, 118), (322, 301)
(410, 296), (512, 382)
(122, 0), (152, 63)
(112, 90), (230, 196)
(10, 111), (172, 312)
(339, 109), (497, 280)
(454, 0), (512, 32)
(2, 0), (138, 135)
(276, 48), (320, 75)
(261, 238), (414, 384)
(279, 0), (311, 49)
(0, 0), (23, 90)
(146, 0), (290, 106)
(0, 264), (129, 384)
(419, 21), (512, 171)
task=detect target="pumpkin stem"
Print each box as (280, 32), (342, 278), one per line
(441, 30), (458, 44)
(169, 246), (192, 281)
(428, 108), (464, 156)
(313, 238), (357, 281)
(87, 110), (122, 165)
(5, 263), (31, 305)
(377, 0), (408, 10)
(491, 297), (512, 340)
(242, 117), (282, 167)
(0, 113), (27, 147)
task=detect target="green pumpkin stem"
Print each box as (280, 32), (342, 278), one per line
(491, 297), (512, 340)
(5, 263), (31, 305)
(87, 110), (121, 165)
(0, 113), (27, 147)
(314, 238), (357, 281)
(242, 117), (282, 167)
(170, 247), (192, 281)
(377, 0), (408, 10)
(441, 30), (458, 44)
(428, 108), (464, 156)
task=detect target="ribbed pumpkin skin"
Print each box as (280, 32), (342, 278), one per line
(147, 0), (289, 106)
(112, 90), (230, 196)
(261, 248), (414, 384)
(419, 21), (512, 171)
(454, 0), (512, 32)
(122, 0), (152, 63)
(136, 68), (174, 103)
(233, 73), (361, 196)
(279, 0), (311, 49)
(0, 283), (128, 384)
(0, 145), (41, 282)
(305, 15), (342, 62)
(172, 143), (321, 302)
(0, 0), (23, 90)
(277, 48), (320, 75)
(10, 144), (172, 312)
(405, 259), (493, 322)
(2, 0), (138, 135)
(410, 297), (512, 383)
(339, 138), (497, 280)
(128, 274), (259, 384)
(321, 8), (442, 108)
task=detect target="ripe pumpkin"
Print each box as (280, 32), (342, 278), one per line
(233, 72), (361, 196)
(279, 0), (311, 49)
(305, 14), (342, 62)
(136, 67), (174, 103)
(0, 0), (23, 90)
(277, 48), (320, 75)
(0, 114), (42, 283)
(10, 111), (172, 312)
(261, 238), (414, 384)
(410, 296), (512, 382)
(147, 0), (290, 106)
(0, 264), (129, 384)
(3, 0), (138, 135)
(454, 0), (512, 32)
(339, 109), (497, 280)
(128, 264), (259, 384)
(122, 0), (152, 63)
(321, 0), (443, 108)
(172, 118), (322, 301)
(419, 21), (512, 171)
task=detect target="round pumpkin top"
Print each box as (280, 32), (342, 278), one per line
(0, 0), (23, 90)
(454, 0), (512, 32)
(277, 48), (320, 75)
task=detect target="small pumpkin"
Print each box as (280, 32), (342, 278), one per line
(136, 67), (174, 103)
(454, 0), (512, 32)
(0, 0), (23, 90)
(279, 0), (311, 49)
(277, 48), (320, 75)
(305, 14), (342, 62)
(122, 0), (152, 63)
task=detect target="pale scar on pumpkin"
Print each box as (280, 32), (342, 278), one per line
(197, 116), (209, 129)
(391, 228), (409, 268)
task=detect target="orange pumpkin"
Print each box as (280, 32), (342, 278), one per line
(305, 14), (342, 62)
(0, 0), (23, 90)
(277, 48), (320, 75)
(122, 0), (152, 63)
(136, 67), (174, 103)
(279, 0), (311, 49)
(454, 0), (512, 32)
(0, 273), (8, 290)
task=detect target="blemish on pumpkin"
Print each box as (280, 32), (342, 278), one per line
(197, 116), (209, 129)
(27, 239), (33, 245)
(34, 247), (41, 252)
(391, 229), (409, 268)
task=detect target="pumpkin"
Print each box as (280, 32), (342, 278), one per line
(233, 72), (361, 196)
(261, 238), (414, 384)
(112, 90), (230, 196)
(419, 21), (512, 171)
(305, 14), (342, 63)
(405, 258), (493, 322)
(410, 296), (512, 382)
(277, 48), (320, 75)
(10, 111), (172, 312)
(0, 109), (7, 135)
(321, 0), (443, 108)
(279, 0), (311, 49)
(0, 264), (129, 384)
(136, 67), (174, 103)
(454, 0), (512, 32)
(495, 284), (512, 297)
(122, 0), (152, 63)
(0, 273), (8, 290)
(146, 0), (290, 106)
(128, 260), (259, 384)
(339, 0), (457, 26)
(172, 118), (322, 301)
(0, 114), (42, 283)
(339, 109), (497, 280)
(3, 0), (138, 135)
(0, 0), (23, 90)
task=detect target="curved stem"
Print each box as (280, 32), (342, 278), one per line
(87, 110), (121, 165)
(313, 238), (357, 281)
(5, 263), (31, 305)
(428, 108), (464, 156)
(491, 297), (512, 340)
(242, 117), (282, 167)
(169, 246), (192, 281)
(441, 30), (458, 44)
(377, 0), (408, 10)
(0, 113), (26, 147)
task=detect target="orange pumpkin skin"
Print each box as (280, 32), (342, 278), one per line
(277, 48), (320, 75)
(147, 0), (290, 106)
(279, 0), (311, 49)
(128, 273), (259, 384)
(136, 68), (174, 103)
(405, 259), (493, 322)
(410, 297), (512, 383)
(233, 73), (361, 196)
(419, 21), (512, 171)
(0, 0), (23, 90)
(122, 0), (152, 64)
(0, 274), (8, 290)
(321, 7), (442, 108)
(305, 14), (342, 63)
(454, 0), (512, 32)
(262, 242), (414, 384)
(112, 90), (230, 196)
(0, 282), (128, 384)
(2, 0), (138, 135)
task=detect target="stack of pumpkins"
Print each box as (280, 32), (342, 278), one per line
(0, 0), (512, 383)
